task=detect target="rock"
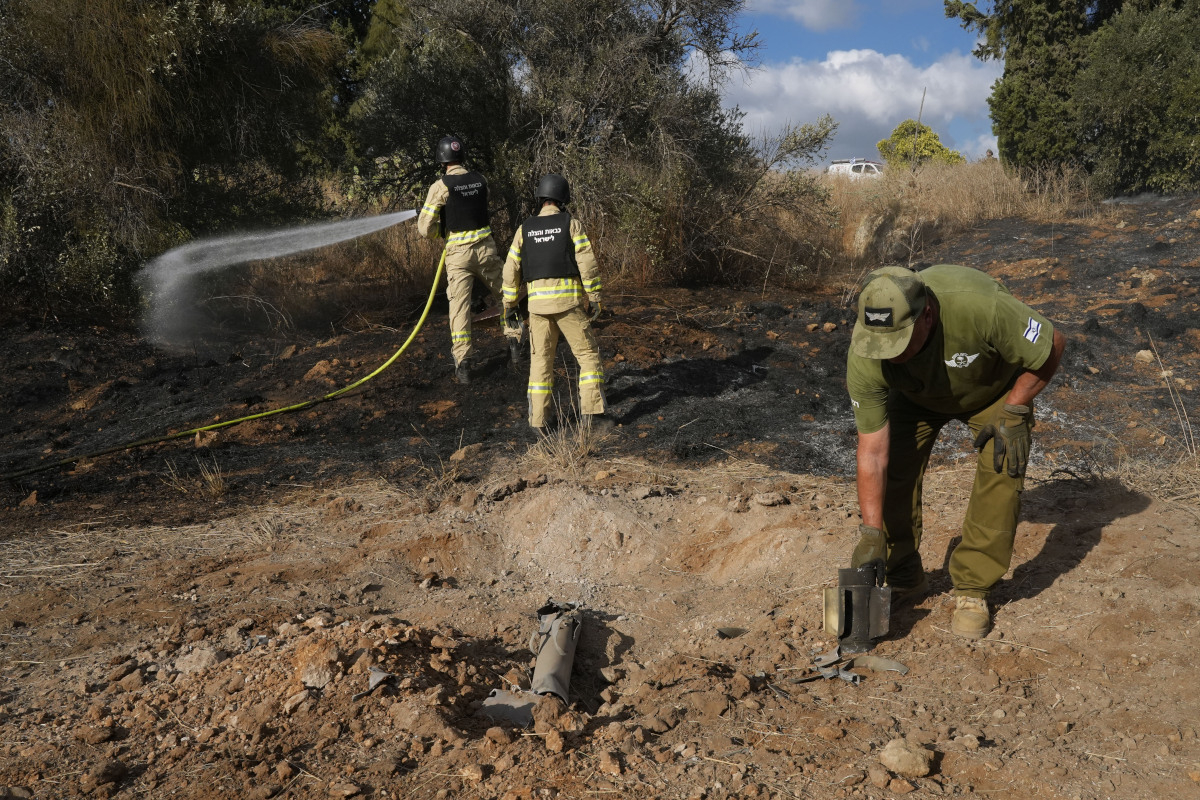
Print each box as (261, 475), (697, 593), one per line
(283, 690), (311, 715)
(598, 751), (623, 776)
(460, 764), (485, 782)
(80, 760), (127, 794)
(954, 734), (980, 751)
(18, 491), (37, 508)
(600, 666), (624, 684)
(888, 778), (916, 794)
(487, 479), (527, 501)
(450, 443), (483, 462)
(730, 672), (752, 698)
(822, 322), (837, 333)
(118, 670), (145, 692)
(835, 767), (864, 786)
(594, 471), (610, 480)
(327, 783), (361, 798)
(643, 705), (684, 733)
(174, 647), (227, 675)
(867, 763), (890, 788)
(726, 495), (749, 513)
(532, 695), (584, 734)
(752, 491), (786, 507)
(879, 739), (932, 778)
(74, 725), (115, 745)
(106, 661), (136, 682)
(543, 728), (565, 753)
(458, 491), (479, 510)
(485, 727), (513, 745)
(296, 641), (342, 689)
(304, 612), (335, 629)
(814, 726), (844, 741)
(1135, 349), (1155, 363)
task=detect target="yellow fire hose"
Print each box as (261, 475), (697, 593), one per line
(2, 249), (447, 480)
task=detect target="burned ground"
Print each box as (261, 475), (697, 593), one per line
(1, 194), (1199, 800)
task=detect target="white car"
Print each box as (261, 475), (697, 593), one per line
(826, 159), (885, 179)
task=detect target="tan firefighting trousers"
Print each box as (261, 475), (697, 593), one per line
(527, 307), (605, 428)
(882, 390), (1028, 599)
(445, 238), (510, 365)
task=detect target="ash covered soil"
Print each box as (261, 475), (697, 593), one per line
(2, 195), (1200, 800)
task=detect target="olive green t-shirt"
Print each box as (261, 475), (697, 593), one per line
(846, 264), (1054, 434)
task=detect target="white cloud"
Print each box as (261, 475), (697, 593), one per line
(723, 48), (1003, 161)
(747, 0), (859, 31)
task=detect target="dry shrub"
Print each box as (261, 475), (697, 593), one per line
(816, 160), (1102, 273)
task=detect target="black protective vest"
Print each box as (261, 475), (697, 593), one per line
(441, 172), (489, 232)
(520, 212), (579, 282)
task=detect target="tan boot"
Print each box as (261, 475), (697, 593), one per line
(951, 596), (991, 640)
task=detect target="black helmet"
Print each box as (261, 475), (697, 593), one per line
(535, 173), (570, 205)
(436, 135), (465, 164)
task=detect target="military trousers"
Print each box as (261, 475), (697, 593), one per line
(527, 306), (605, 428)
(882, 390), (1028, 599)
(444, 238), (511, 366)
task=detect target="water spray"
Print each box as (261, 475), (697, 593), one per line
(3, 212), (440, 480)
(139, 210), (416, 347)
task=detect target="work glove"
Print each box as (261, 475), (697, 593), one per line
(850, 524), (887, 568)
(588, 299), (602, 322)
(973, 403), (1032, 478)
(503, 308), (522, 331)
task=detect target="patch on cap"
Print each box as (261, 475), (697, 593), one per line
(863, 307), (894, 327)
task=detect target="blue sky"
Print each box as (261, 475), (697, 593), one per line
(720, 0), (1003, 165)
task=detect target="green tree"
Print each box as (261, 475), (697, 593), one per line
(877, 120), (966, 168)
(1075, 1), (1200, 194)
(945, 1), (1094, 167)
(0, 0), (350, 317)
(349, 0), (836, 284)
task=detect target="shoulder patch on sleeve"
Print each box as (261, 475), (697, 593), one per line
(1023, 317), (1042, 344)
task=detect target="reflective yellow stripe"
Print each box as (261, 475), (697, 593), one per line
(528, 280), (583, 300)
(572, 234), (590, 249)
(527, 382), (552, 394)
(507, 247), (523, 262)
(582, 278), (602, 292)
(579, 371), (604, 384)
(502, 286), (520, 301)
(446, 227), (492, 245)
(451, 331), (471, 342)
(421, 203), (440, 218)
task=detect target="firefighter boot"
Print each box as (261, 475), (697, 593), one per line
(454, 360), (470, 385)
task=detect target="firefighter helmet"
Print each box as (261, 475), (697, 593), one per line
(535, 173), (570, 206)
(436, 135), (465, 164)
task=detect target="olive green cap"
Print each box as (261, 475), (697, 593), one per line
(850, 266), (928, 360)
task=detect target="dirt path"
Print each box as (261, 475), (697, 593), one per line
(2, 195), (1199, 799)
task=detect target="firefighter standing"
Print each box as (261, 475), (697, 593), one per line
(502, 174), (609, 435)
(846, 265), (1066, 639)
(417, 135), (518, 384)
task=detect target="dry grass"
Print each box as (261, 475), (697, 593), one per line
(1109, 342), (1200, 507)
(815, 160), (1104, 278)
(524, 401), (613, 478)
(159, 455), (227, 501)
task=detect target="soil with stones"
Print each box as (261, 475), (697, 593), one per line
(2, 194), (1200, 800)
